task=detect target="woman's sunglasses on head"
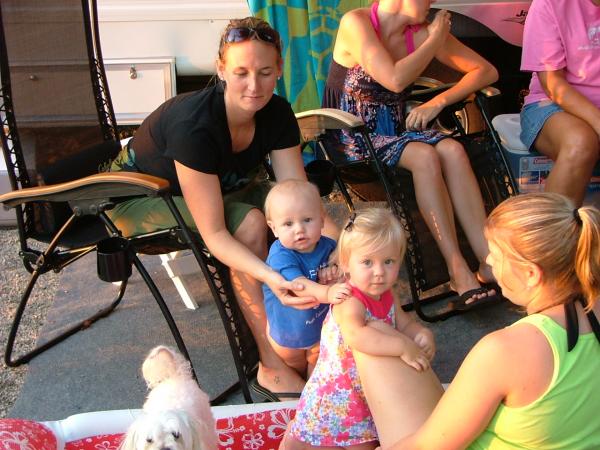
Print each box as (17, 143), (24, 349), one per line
(224, 27), (279, 45)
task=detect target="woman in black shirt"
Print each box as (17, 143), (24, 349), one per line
(109, 17), (337, 399)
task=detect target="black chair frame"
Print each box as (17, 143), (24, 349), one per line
(297, 85), (516, 321)
(0, 0), (257, 404)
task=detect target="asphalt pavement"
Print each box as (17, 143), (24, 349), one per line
(7, 201), (521, 421)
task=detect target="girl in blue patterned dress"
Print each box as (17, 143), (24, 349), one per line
(281, 208), (442, 450)
(324, 0), (500, 308)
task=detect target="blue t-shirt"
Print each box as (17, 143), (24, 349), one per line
(263, 236), (337, 348)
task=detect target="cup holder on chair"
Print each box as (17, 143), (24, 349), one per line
(97, 236), (133, 282)
(306, 159), (336, 197)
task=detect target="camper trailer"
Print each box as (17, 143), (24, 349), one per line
(0, 0), (532, 225)
(96, 0), (532, 123)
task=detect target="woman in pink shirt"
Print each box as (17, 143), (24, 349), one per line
(520, 0), (600, 206)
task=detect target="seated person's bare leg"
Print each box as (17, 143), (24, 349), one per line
(306, 342), (320, 378)
(398, 142), (491, 303)
(353, 350), (444, 448)
(267, 325), (309, 379)
(231, 209), (305, 395)
(432, 138), (496, 286)
(534, 112), (600, 207)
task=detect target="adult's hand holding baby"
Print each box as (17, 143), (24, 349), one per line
(265, 270), (320, 309)
(317, 263), (343, 284)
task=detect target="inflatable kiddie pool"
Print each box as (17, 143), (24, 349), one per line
(0, 401), (297, 450)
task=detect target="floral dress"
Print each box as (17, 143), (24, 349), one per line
(289, 286), (396, 446)
(323, 1), (446, 167)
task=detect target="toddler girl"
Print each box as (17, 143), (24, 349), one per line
(282, 208), (436, 450)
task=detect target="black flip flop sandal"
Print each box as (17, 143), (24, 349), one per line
(251, 381), (302, 402)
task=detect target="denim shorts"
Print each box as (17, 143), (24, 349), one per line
(520, 100), (563, 151)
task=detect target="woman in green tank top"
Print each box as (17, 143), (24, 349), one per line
(354, 192), (600, 449)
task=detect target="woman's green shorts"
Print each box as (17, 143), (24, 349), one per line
(107, 145), (272, 237)
(108, 179), (272, 237)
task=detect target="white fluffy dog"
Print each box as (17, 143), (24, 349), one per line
(121, 409), (201, 450)
(120, 345), (218, 450)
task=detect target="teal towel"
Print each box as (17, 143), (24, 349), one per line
(248, 0), (369, 113)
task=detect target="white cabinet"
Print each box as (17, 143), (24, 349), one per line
(98, 1), (250, 75)
(105, 57), (176, 125)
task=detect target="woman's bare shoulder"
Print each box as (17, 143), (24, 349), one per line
(336, 7), (377, 64)
(340, 7), (371, 29)
(473, 320), (551, 363)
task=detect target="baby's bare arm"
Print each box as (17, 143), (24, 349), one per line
(291, 277), (350, 304)
(393, 307), (436, 361)
(338, 299), (430, 371)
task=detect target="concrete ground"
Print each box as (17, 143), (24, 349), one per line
(7, 201), (522, 421)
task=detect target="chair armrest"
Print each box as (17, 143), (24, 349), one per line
(407, 78), (500, 103)
(296, 108), (365, 141)
(295, 83), (501, 141)
(407, 81), (457, 102)
(0, 172), (171, 208)
(477, 86), (500, 98)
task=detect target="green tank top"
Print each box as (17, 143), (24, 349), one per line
(469, 314), (600, 449)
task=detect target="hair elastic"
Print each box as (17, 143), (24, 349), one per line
(573, 208), (583, 225)
(344, 212), (356, 232)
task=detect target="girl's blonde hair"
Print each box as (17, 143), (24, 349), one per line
(264, 179), (323, 221)
(336, 208), (406, 267)
(485, 192), (600, 310)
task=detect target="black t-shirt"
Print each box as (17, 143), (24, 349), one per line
(129, 84), (300, 195)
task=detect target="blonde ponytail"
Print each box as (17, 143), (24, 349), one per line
(485, 193), (600, 309)
(574, 206), (600, 309)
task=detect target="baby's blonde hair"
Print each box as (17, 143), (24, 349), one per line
(336, 208), (406, 268)
(485, 192), (600, 310)
(264, 179), (323, 221)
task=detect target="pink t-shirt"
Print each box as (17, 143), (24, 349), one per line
(521, 0), (600, 107)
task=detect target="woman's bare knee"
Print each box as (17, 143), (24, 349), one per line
(537, 113), (600, 163)
(234, 208), (268, 257)
(435, 138), (470, 170)
(558, 129), (600, 167)
(400, 144), (441, 177)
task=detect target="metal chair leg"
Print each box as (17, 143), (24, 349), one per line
(159, 197), (257, 404)
(5, 214), (128, 366)
(5, 266), (128, 366)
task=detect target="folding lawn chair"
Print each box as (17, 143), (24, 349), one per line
(296, 86), (516, 321)
(0, 0), (257, 404)
(252, 0), (517, 321)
